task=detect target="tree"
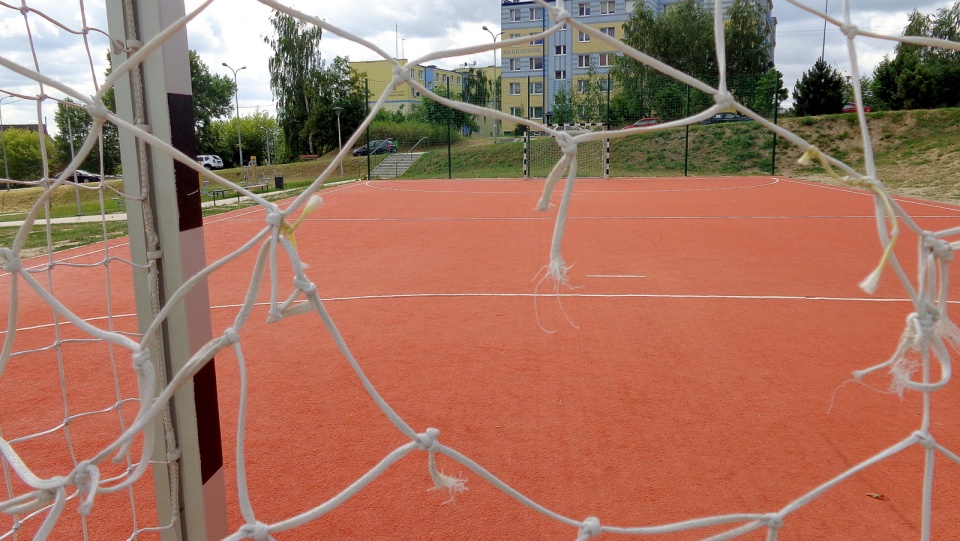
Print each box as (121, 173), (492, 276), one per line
(265, 10), (324, 159)
(577, 64), (607, 123)
(1, 128), (60, 181)
(461, 68), (490, 108)
(614, 0), (772, 120)
(54, 99), (93, 171)
(870, 2), (960, 110)
(751, 68), (787, 117)
(793, 59), (845, 116)
(209, 111), (280, 167)
(190, 50), (236, 154)
(551, 82), (575, 124)
(413, 92), (479, 134)
(725, 0), (773, 101)
(302, 56), (367, 155)
(52, 53), (122, 176)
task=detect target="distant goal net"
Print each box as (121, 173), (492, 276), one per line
(2, 0), (960, 540)
(525, 124), (610, 179)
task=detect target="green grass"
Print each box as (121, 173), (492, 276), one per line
(3, 107), (960, 254)
(0, 221), (129, 257)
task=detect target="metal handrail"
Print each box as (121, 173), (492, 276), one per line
(395, 137), (429, 177)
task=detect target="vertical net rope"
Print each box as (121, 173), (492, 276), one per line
(1, 0), (959, 539)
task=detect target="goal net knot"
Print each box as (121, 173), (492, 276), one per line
(416, 429), (467, 501)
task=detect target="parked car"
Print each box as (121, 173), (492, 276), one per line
(57, 169), (101, 182)
(842, 102), (871, 113)
(198, 154), (224, 169)
(622, 117), (660, 129)
(352, 140), (397, 156)
(699, 112), (753, 125)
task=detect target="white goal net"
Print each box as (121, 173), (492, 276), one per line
(2, 0), (960, 540)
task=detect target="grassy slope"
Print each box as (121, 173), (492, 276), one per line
(1, 108), (958, 219)
(400, 107), (960, 204)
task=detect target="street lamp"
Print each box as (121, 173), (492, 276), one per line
(820, 0), (828, 61)
(481, 26), (504, 142)
(332, 106), (344, 178)
(481, 25), (503, 71)
(222, 62), (247, 166)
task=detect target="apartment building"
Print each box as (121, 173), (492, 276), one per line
(500, 0), (776, 124)
(351, 59), (468, 114)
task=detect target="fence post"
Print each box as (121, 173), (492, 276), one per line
(365, 78), (371, 180)
(606, 73), (611, 128)
(771, 96), (779, 175)
(683, 85), (691, 176)
(447, 80), (452, 179)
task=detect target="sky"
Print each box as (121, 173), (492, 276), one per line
(0, 0), (955, 133)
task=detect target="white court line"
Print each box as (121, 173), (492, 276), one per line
(363, 177), (781, 194)
(232, 214), (960, 224)
(776, 177), (960, 214)
(0, 292), (929, 336)
(587, 274), (646, 278)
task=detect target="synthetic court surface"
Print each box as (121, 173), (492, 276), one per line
(3, 176), (959, 540)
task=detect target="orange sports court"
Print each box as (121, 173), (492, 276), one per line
(2, 175), (958, 540)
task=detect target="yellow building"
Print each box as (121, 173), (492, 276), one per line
(351, 59), (467, 113)
(351, 59), (502, 137)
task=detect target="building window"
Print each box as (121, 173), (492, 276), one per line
(529, 106), (544, 119)
(509, 9), (521, 21)
(509, 33), (521, 41)
(601, 27), (616, 38)
(555, 45), (566, 56)
(578, 31), (590, 42)
(600, 78), (612, 91)
(510, 106), (523, 117)
(529, 7), (543, 20)
(577, 55), (591, 68)
(600, 1), (615, 14)
(530, 34), (544, 46)
(529, 81), (543, 95)
(577, 79), (589, 93)
(555, 70), (566, 80)
(578, 3), (591, 16)
(509, 82), (521, 95)
(598, 53), (612, 67)
(418, 71), (423, 80)
(529, 57), (543, 70)
(509, 58), (520, 71)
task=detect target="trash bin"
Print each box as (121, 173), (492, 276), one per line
(274, 172), (284, 190)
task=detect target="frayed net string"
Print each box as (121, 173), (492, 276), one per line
(416, 429), (467, 505)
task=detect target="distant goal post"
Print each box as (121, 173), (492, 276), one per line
(524, 123), (610, 179)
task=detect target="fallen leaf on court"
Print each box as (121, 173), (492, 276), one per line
(866, 493), (889, 500)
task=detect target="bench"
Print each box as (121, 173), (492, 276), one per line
(208, 181), (268, 206)
(299, 154), (318, 161)
(208, 187), (236, 206)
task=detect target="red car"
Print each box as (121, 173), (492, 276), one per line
(622, 117), (660, 129)
(842, 102), (871, 113)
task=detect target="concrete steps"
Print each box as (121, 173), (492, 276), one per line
(371, 152), (425, 179)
